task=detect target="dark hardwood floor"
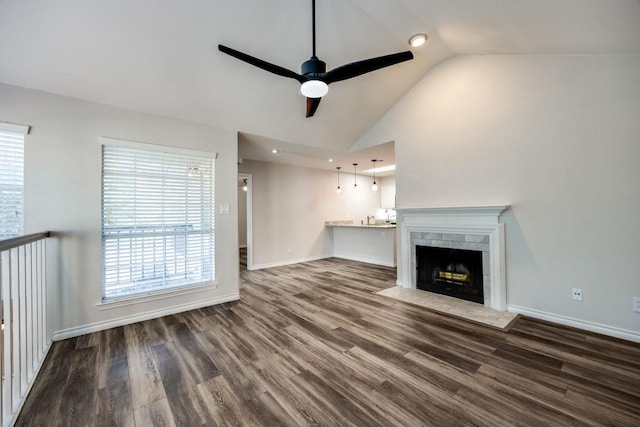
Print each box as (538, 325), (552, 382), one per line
(17, 256), (640, 426)
(240, 247), (247, 270)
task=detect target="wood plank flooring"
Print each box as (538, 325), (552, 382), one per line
(16, 256), (640, 426)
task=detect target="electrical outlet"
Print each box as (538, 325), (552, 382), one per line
(633, 297), (640, 313)
(571, 288), (583, 302)
(287, 247), (293, 254)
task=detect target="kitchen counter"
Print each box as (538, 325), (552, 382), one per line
(326, 220), (397, 267)
(325, 221), (396, 229)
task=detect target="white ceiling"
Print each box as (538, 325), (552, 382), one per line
(239, 133), (395, 176)
(1, 0), (639, 168)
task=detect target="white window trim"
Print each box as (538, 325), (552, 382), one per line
(96, 280), (217, 310)
(0, 121), (28, 240)
(100, 136), (218, 303)
(0, 122), (30, 135)
(100, 136), (218, 159)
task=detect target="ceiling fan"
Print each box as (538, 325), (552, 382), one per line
(218, 0), (414, 118)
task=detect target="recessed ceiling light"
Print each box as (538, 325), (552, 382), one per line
(408, 33), (428, 48)
(272, 149), (279, 154)
(328, 158), (334, 163)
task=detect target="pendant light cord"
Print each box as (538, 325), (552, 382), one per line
(372, 160), (377, 184)
(353, 163), (358, 188)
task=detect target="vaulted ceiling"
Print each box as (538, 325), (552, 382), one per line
(1, 0), (639, 162)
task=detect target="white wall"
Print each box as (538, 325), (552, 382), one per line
(379, 175), (396, 211)
(356, 55), (640, 337)
(238, 159), (381, 268)
(380, 176), (395, 188)
(0, 83), (239, 337)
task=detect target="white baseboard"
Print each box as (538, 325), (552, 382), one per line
(508, 304), (640, 343)
(250, 254), (332, 270)
(53, 293), (240, 341)
(333, 253), (396, 268)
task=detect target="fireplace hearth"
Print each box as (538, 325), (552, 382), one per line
(417, 246), (484, 304)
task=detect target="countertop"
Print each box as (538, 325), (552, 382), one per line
(325, 221), (396, 229)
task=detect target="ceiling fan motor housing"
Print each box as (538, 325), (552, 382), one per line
(301, 57), (327, 78)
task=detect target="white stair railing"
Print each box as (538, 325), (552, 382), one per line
(0, 232), (53, 427)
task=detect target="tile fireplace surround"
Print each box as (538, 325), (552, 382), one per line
(396, 205), (509, 311)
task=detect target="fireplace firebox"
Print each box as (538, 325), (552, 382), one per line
(416, 245), (484, 304)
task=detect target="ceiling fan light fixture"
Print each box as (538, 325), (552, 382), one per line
(300, 80), (328, 98)
(409, 33), (428, 48)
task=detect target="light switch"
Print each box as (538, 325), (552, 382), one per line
(219, 204), (230, 215)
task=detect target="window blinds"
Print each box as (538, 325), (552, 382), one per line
(101, 140), (216, 300)
(0, 123), (28, 240)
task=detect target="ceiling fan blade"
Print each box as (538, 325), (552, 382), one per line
(306, 97), (322, 118)
(218, 44), (305, 83)
(324, 51), (414, 84)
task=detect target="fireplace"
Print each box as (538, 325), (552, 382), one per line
(395, 206), (509, 311)
(416, 246), (484, 304)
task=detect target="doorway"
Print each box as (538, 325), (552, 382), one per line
(238, 173), (252, 270)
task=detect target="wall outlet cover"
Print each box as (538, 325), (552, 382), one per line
(633, 297), (640, 313)
(571, 288), (583, 302)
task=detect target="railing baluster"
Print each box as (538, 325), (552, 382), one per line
(35, 241), (41, 362)
(0, 232), (53, 426)
(10, 248), (19, 415)
(30, 243), (36, 373)
(41, 240), (47, 352)
(18, 246), (27, 399)
(1, 251), (8, 426)
(24, 245), (30, 385)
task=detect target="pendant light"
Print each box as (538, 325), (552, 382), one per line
(371, 159), (378, 192)
(242, 179), (248, 192)
(352, 163), (358, 190)
(336, 166), (342, 195)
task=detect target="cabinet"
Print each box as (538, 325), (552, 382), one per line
(380, 185), (395, 208)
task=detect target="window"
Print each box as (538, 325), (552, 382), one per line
(101, 138), (216, 300)
(0, 122), (29, 240)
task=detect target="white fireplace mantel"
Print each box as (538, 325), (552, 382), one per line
(396, 205), (510, 311)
